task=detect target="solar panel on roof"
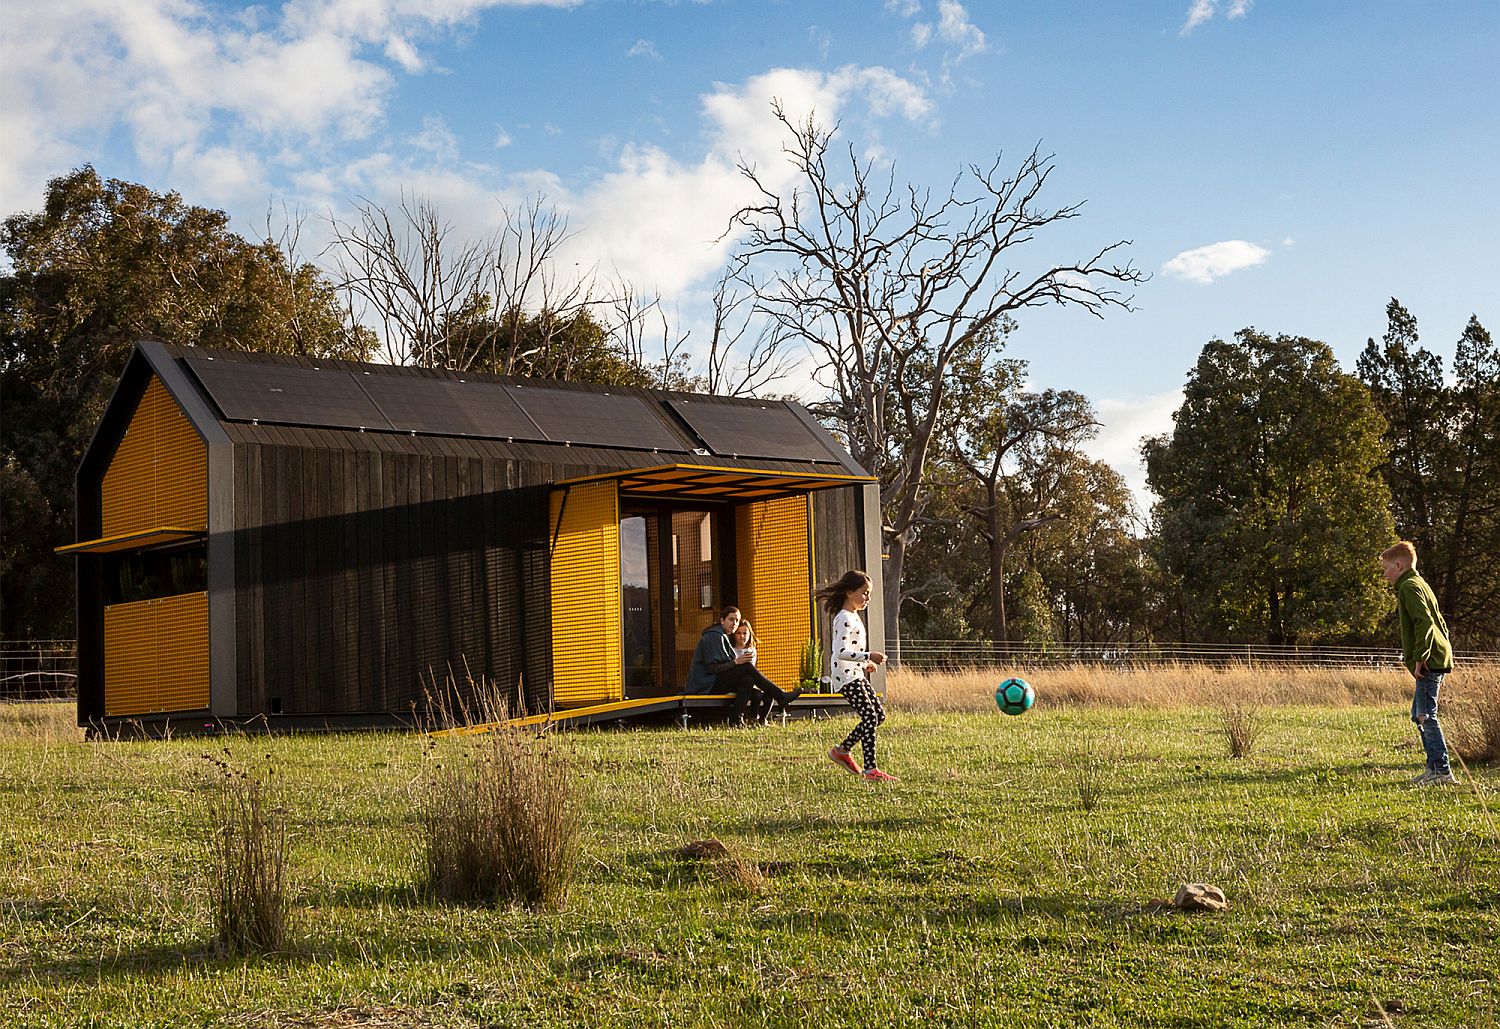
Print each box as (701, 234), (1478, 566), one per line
(357, 373), (545, 440)
(186, 357), (393, 430)
(508, 386), (685, 452)
(669, 399), (843, 462)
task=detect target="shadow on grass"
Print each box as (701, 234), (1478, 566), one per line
(304, 880), (427, 909)
(5, 919), (628, 989)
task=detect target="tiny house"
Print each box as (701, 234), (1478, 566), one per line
(59, 342), (884, 733)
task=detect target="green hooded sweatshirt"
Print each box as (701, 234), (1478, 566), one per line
(1395, 568), (1453, 674)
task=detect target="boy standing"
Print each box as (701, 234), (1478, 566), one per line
(1379, 541), (1456, 785)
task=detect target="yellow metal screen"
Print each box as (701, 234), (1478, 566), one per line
(735, 495), (813, 690)
(103, 376), (207, 538)
(549, 481), (622, 707)
(103, 592), (210, 716)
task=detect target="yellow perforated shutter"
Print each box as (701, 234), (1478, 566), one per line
(549, 481), (622, 707)
(103, 592), (210, 716)
(735, 495), (813, 690)
(102, 376), (207, 536)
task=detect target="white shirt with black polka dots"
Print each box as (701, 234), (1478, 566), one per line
(830, 609), (870, 690)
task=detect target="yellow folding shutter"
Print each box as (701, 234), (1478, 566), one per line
(549, 481), (622, 707)
(735, 495), (813, 690)
(102, 376), (207, 537)
(103, 592), (210, 716)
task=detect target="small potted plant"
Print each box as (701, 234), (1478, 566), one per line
(798, 638), (824, 693)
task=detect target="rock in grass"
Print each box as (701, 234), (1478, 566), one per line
(676, 839), (729, 860)
(1172, 882), (1229, 912)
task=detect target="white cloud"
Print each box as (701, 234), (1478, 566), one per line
(1086, 390), (1183, 515)
(408, 115), (459, 161)
(1182, 0), (1251, 34)
(1161, 240), (1270, 284)
(0, 0), (581, 215)
(384, 35), (425, 73)
(570, 65), (932, 296)
(886, 0), (922, 16)
(627, 38), (660, 59)
(911, 22), (933, 49)
(1281, 235), (1295, 247)
(936, 1), (987, 59)
(1182, 0), (1217, 34)
(493, 125), (513, 148)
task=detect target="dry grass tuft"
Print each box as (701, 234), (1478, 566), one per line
(203, 750), (291, 956)
(712, 854), (768, 897)
(884, 662), (1431, 712)
(1069, 731), (1119, 811)
(418, 673), (580, 910)
(1448, 665), (1500, 765)
(1220, 705), (1263, 759)
(0, 701), (80, 743)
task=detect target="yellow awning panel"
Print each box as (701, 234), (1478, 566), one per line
(104, 591), (210, 716)
(555, 463), (873, 502)
(102, 375), (207, 538)
(736, 495), (814, 690)
(55, 527), (205, 556)
(549, 480), (622, 708)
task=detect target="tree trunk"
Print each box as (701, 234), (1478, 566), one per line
(883, 534), (905, 667)
(989, 511), (1009, 656)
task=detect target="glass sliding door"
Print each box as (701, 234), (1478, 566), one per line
(620, 512), (660, 695)
(670, 508), (721, 691)
(620, 504), (724, 697)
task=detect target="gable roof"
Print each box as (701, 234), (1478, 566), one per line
(83, 341), (870, 481)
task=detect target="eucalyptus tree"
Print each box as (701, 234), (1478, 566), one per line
(727, 104), (1142, 651)
(1, 166), (370, 637)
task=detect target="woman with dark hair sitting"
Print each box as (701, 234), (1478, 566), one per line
(685, 606), (804, 725)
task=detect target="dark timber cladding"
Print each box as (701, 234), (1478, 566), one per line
(68, 340), (879, 730)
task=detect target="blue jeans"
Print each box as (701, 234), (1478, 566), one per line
(1410, 670), (1451, 776)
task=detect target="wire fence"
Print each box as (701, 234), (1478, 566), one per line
(5, 638), (1495, 703)
(0, 640), (77, 701)
(890, 639), (1500, 671)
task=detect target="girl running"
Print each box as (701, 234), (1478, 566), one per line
(815, 570), (894, 781)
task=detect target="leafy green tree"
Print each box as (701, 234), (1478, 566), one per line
(1, 167), (373, 637)
(1436, 315), (1500, 645)
(1009, 567), (1053, 644)
(1355, 299), (1447, 562)
(441, 299), (659, 388)
(1144, 329), (1393, 644)
(1023, 455), (1159, 644)
(1356, 302), (1500, 648)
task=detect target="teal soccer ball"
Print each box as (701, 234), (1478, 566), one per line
(995, 677), (1035, 716)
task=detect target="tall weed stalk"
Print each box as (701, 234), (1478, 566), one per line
(1220, 704), (1262, 759)
(203, 750), (290, 955)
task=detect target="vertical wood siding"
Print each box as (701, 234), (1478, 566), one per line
(232, 441), (551, 718)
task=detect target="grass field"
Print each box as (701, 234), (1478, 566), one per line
(3, 667), (1498, 1028)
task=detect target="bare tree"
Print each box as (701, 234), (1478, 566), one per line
(728, 104), (1144, 656)
(702, 264), (798, 397)
(326, 193), (613, 374)
(327, 192), (500, 367)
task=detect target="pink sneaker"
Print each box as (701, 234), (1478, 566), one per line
(828, 747), (860, 774)
(861, 768), (898, 782)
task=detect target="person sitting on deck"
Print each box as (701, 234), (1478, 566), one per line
(730, 619), (783, 725)
(685, 606), (804, 725)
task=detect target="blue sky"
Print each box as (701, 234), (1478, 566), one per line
(5, 1), (1498, 506)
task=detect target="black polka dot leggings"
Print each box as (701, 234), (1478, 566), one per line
(838, 679), (886, 771)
